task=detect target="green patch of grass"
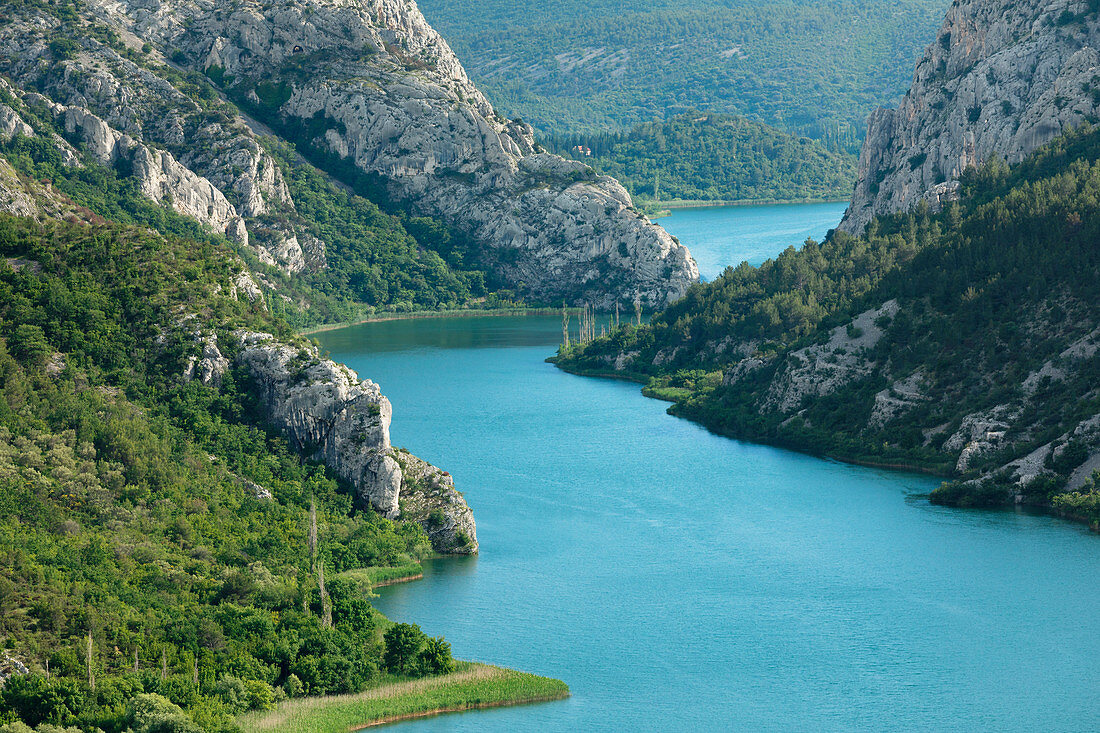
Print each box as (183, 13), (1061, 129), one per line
(338, 564), (425, 587)
(237, 663), (569, 732)
(641, 385), (693, 402)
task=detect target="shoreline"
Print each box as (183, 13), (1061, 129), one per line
(301, 307), (577, 335)
(359, 692), (571, 728)
(237, 663), (570, 732)
(370, 573), (424, 588)
(549, 359), (956, 480)
(643, 196), (849, 218)
(551, 359), (1100, 530)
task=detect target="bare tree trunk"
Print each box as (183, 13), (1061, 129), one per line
(561, 302), (570, 350)
(86, 631), (94, 691)
(310, 497), (332, 628)
(319, 559), (332, 629)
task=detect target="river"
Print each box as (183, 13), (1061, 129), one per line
(315, 204), (1100, 732)
(661, 201), (848, 280)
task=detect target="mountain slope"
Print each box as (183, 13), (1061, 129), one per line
(547, 113), (858, 206)
(417, 0), (950, 140)
(555, 124), (1100, 523)
(841, 0), (1100, 232)
(0, 140), (485, 728)
(0, 0), (697, 314)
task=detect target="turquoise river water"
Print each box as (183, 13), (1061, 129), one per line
(661, 201), (848, 280)
(316, 204), (1100, 732)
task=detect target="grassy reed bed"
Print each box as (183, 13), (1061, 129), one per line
(338, 564), (425, 588)
(237, 663), (569, 732)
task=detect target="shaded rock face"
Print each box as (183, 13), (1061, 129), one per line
(137, 0), (698, 307)
(841, 0), (1100, 233)
(234, 332), (477, 553)
(759, 301), (898, 413)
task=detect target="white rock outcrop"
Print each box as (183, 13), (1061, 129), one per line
(841, 0), (1100, 233)
(58, 105), (248, 243)
(232, 332), (479, 552)
(762, 301), (898, 413)
(236, 332), (404, 518)
(393, 450), (478, 554)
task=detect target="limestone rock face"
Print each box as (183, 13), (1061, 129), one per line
(0, 104), (34, 142)
(393, 450), (478, 554)
(760, 301), (898, 413)
(140, 0), (697, 307)
(234, 333), (478, 553)
(183, 333), (230, 388)
(0, 159), (39, 218)
(236, 332), (403, 518)
(841, 0), (1100, 233)
(57, 105), (247, 242)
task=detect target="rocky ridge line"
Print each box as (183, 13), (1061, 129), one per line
(841, 0), (1100, 233)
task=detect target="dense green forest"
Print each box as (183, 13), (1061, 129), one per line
(418, 0), (949, 142)
(0, 193), (457, 729)
(546, 113), (857, 204)
(554, 125), (1100, 518)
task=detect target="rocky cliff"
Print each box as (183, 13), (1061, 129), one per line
(232, 331), (477, 553)
(0, 0), (697, 307)
(841, 0), (1100, 233)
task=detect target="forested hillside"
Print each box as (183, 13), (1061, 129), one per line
(418, 0), (950, 141)
(553, 125), (1100, 523)
(547, 113), (857, 205)
(0, 115), (482, 729)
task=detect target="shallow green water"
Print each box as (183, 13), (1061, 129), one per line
(316, 204), (1100, 731)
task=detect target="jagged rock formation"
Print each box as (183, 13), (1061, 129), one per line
(58, 103), (248, 242)
(0, 0), (696, 307)
(233, 332), (477, 552)
(841, 0), (1100, 233)
(393, 450), (478, 554)
(183, 333), (231, 388)
(235, 332), (404, 518)
(136, 0), (697, 307)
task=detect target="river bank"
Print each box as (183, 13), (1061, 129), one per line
(301, 307), (580, 336)
(549, 357), (956, 478)
(643, 196), (849, 218)
(237, 663), (569, 732)
(549, 357), (1100, 532)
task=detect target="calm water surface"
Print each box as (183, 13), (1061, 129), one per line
(316, 204), (1100, 732)
(660, 201), (848, 280)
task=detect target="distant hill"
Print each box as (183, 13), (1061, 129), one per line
(417, 0), (950, 141)
(546, 113), (857, 205)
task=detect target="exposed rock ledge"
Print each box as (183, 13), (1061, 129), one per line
(231, 331), (477, 553)
(841, 0), (1100, 233)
